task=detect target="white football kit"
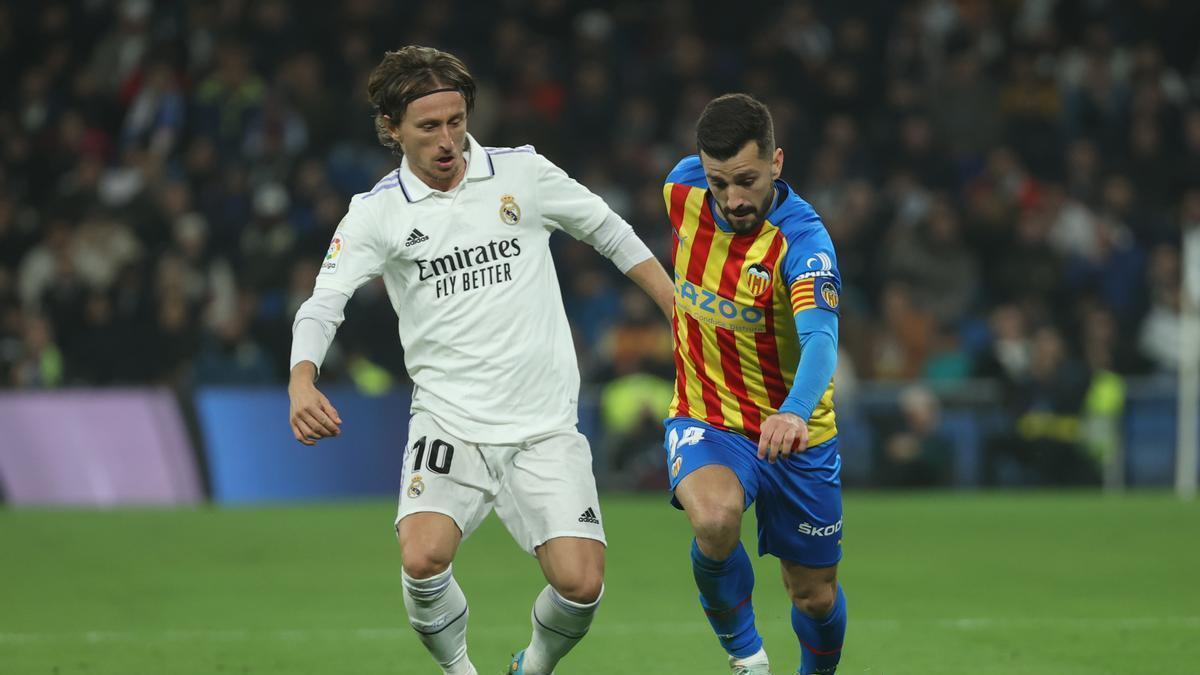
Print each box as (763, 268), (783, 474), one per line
(290, 134), (653, 552)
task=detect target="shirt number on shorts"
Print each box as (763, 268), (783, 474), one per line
(667, 426), (707, 460)
(410, 436), (455, 475)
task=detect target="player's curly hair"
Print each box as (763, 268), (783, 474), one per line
(367, 46), (476, 154)
(696, 93), (776, 160)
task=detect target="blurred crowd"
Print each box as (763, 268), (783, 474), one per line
(1, 1), (1196, 485)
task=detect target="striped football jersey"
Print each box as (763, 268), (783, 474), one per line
(663, 155), (839, 445)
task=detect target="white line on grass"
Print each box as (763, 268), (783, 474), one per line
(1, 617), (1197, 645)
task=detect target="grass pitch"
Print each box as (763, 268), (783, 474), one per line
(2, 492), (1198, 674)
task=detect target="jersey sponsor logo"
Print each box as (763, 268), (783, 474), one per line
(416, 238), (522, 280)
(675, 275), (766, 333)
(794, 269), (836, 280)
(499, 193), (521, 225)
(417, 238), (523, 298)
(798, 519), (842, 537)
(578, 507), (600, 524)
(405, 229), (429, 247)
(820, 281), (840, 309)
(744, 262), (772, 297)
(319, 232), (345, 275)
(806, 251), (833, 271)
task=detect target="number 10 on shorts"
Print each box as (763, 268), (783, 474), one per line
(410, 436), (455, 474)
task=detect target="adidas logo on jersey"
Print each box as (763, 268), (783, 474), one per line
(578, 508), (600, 524)
(405, 229), (429, 247)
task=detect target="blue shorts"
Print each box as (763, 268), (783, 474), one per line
(664, 417), (843, 568)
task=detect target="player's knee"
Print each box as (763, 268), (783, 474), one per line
(400, 549), (454, 580)
(790, 581), (837, 619)
(554, 570), (604, 605)
(690, 504), (743, 557)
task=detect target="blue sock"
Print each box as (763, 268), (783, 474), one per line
(691, 539), (762, 658)
(792, 584), (846, 674)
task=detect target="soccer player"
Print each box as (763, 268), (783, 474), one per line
(662, 94), (847, 675)
(287, 46), (674, 675)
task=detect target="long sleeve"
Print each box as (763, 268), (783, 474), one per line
(778, 218), (841, 422)
(289, 287), (351, 375)
(778, 312), (838, 421)
(534, 154), (654, 273)
(578, 211), (655, 273)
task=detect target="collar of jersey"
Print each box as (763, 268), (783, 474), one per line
(708, 179), (791, 234)
(396, 133), (495, 202)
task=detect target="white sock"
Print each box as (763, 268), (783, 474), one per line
(402, 565), (476, 675)
(523, 585), (603, 675)
(730, 647), (770, 668)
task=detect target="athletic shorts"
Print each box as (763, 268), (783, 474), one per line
(396, 411), (606, 555)
(664, 417), (843, 568)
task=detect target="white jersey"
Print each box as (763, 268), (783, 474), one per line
(313, 134), (625, 444)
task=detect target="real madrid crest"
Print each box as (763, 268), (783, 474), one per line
(744, 262), (772, 297)
(499, 194), (521, 226)
(407, 474), (425, 499)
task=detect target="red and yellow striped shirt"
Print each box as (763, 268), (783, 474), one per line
(663, 177), (837, 446)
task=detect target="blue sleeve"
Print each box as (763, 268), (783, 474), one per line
(665, 155), (707, 188)
(779, 216), (839, 288)
(776, 204), (840, 421)
(778, 310), (838, 420)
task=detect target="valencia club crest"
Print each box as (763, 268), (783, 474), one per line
(744, 262), (772, 297)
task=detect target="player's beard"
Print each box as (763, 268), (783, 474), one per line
(724, 189), (776, 235)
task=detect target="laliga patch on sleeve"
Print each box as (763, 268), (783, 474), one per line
(816, 279), (840, 313)
(319, 232), (344, 275)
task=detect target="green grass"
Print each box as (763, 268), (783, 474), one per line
(2, 493), (1198, 674)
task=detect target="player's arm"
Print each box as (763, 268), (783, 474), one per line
(583, 212), (673, 319)
(759, 232), (841, 462)
(534, 154), (674, 320)
(289, 288), (349, 446)
(624, 256), (674, 320)
(287, 199), (385, 445)
(758, 313), (837, 462)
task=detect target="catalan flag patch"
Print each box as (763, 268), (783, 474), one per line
(791, 277), (840, 314)
(790, 278), (816, 313)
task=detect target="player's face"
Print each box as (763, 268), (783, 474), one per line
(390, 90), (469, 190)
(700, 141), (784, 234)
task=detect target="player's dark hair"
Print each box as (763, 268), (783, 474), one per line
(696, 93), (776, 161)
(367, 46), (476, 153)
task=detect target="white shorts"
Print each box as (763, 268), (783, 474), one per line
(396, 412), (606, 555)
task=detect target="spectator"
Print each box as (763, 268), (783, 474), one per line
(1138, 244), (1183, 373)
(11, 314), (63, 388)
(984, 325), (1100, 486)
(871, 385), (954, 488)
(884, 194), (980, 326)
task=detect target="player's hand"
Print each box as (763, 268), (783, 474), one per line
(288, 369), (342, 446)
(757, 413), (808, 463)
